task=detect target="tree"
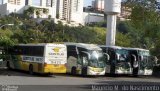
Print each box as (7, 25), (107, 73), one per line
(43, 8), (49, 14)
(23, 7), (35, 18)
(36, 10), (40, 18)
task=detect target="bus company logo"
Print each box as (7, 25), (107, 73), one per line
(52, 47), (61, 53)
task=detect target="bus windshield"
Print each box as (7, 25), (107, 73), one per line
(116, 49), (129, 55)
(116, 49), (129, 61)
(88, 50), (105, 68)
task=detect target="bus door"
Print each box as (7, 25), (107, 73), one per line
(67, 48), (78, 73)
(77, 47), (89, 75)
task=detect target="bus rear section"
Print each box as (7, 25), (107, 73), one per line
(6, 43), (67, 75)
(43, 44), (67, 73)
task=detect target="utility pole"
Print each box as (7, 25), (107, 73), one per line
(104, 0), (121, 46)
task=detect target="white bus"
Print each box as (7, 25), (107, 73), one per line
(99, 46), (132, 76)
(124, 48), (157, 76)
(65, 43), (106, 76)
(6, 43), (67, 74)
(100, 45), (157, 76)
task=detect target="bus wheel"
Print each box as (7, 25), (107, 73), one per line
(29, 65), (34, 75)
(81, 67), (87, 77)
(132, 67), (139, 77)
(110, 64), (116, 76)
(71, 67), (76, 75)
(6, 61), (11, 70)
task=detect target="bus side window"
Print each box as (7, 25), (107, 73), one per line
(101, 47), (107, 53)
(67, 51), (78, 59)
(67, 50), (79, 66)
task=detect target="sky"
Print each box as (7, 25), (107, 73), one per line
(84, 0), (93, 7)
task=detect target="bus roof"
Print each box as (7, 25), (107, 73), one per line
(99, 45), (149, 51)
(17, 43), (65, 46)
(124, 47), (149, 51)
(99, 45), (123, 49)
(65, 42), (102, 50)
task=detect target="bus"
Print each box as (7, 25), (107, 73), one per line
(100, 45), (157, 76)
(124, 48), (157, 76)
(6, 43), (67, 74)
(65, 43), (107, 76)
(0, 47), (7, 68)
(99, 46), (132, 76)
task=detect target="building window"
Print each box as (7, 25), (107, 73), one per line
(73, 0), (79, 12)
(46, 0), (54, 7)
(32, 0), (40, 6)
(25, 0), (28, 5)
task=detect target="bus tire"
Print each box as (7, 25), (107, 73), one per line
(71, 67), (76, 75)
(29, 65), (34, 75)
(132, 67), (139, 77)
(81, 67), (87, 77)
(110, 63), (116, 76)
(152, 66), (158, 76)
(6, 61), (11, 70)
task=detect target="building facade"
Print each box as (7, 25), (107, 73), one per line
(83, 12), (104, 25)
(0, 0), (25, 16)
(57, 0), (84, 25)
(0, 0), (84, 26)
(0, 0), (57, 19)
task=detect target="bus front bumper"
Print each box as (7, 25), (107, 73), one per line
(138, 69), (153, 75)
(87, 67), (105, 75)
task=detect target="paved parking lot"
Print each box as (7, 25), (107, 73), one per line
(0, 69), (159, 91)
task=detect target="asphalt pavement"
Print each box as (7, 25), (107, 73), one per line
(0, 69), (159, 91)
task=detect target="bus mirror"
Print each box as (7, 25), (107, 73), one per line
(116, 53), (120, 60)
(153, 56), (158, 65)
(133, 60), (138, 68)
(104, 53), (110, 60)
(131, 54), (137, 61)
(132, 54), (138, 68)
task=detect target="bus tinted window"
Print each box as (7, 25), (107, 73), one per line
(67, 46), (76, 51)
(67, 50), (78, 58)
(11, 46), (44, 56)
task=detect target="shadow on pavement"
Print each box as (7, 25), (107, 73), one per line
(0, 68), (55, 77)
